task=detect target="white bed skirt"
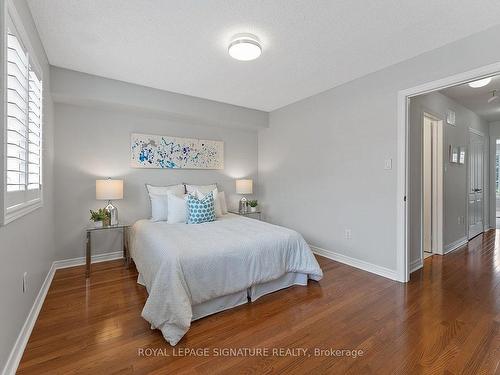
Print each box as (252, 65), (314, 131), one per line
(192, 290), (248, 321)
(190, 272), (308, 321)
(249, 272), (308, 302)
(139, 271), (309, 322)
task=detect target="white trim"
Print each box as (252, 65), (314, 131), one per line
(1, 262), (55, 375)
(1, 251), (124, 375)
(4, 199), (42, 225)
(434, 117), (444, 255)
(310, 245), (399, 281)
(396, 91), (409, 282)
(397, 61), (500, 283)
(444, 236), (468, 254)
(410, 258), (423, 273)
(421, 111), (444, 257)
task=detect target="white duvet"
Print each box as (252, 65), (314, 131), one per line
(130, 214), (323, 345)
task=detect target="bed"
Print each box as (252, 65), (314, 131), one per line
(130, 213), (323, 345)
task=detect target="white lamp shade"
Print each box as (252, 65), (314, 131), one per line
(96, 179), (123, 200)
(236, 179), (253, 194)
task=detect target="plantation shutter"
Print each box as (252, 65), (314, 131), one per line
(5, 15), (42, 213)
(6, 28), (29, 192)
(28, 66), (42, 190)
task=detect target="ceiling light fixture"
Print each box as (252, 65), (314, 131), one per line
(468, 77), (492, 88)
(228, 33), (262, 61)
(488, 90), (499, 103)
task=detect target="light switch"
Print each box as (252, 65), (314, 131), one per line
(384, 159), (392, 170)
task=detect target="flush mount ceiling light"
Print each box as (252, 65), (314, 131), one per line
(228, 33), (262, 61)
(468, 77), (492, 88)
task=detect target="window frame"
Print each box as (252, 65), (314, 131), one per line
(1, 0), (44, 225)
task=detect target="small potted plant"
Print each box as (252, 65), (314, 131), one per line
(248, 200), (258, 213)
(90, 208), (110, 228)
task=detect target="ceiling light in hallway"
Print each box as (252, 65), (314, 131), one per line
(468, 77), (492, 88)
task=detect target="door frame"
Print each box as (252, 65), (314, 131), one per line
(421, 111), (444, 261)
(467, 127), (485, 239)
(397, 61), (500, 282)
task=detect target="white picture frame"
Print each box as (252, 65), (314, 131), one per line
(130, 133), (224, 169)
(449, 145), (459, 164)
(446, 109), (456, 126)
(459, 146), (466, 164)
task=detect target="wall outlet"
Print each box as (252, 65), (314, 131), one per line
(22, 272), (27, 293)
(344, 229), (352, 240)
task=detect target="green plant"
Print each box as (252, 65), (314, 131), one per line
(248, 200), (258, 208)
(90, 208), (109, 222)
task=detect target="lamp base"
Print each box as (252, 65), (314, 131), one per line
(239, 197), (248, 214)
(105, 201), (118, 226)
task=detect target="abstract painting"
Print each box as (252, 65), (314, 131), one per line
(130, 133), (224, 169)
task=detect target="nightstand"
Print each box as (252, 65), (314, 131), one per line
(85, 223), (130, 278)
(228, 210), (262, 220)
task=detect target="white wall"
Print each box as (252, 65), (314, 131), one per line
(52, 68), (266, 260)
(409, 92), (489, 267)
(0, 0), (55, 371)
(259, 24), (500, 274)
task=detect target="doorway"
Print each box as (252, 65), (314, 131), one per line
(398, 63), (500, 282)
(422, 113), (443, 260)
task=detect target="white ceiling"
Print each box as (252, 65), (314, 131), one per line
(27, 0), (500, 112)
(441, 75), (500, 122)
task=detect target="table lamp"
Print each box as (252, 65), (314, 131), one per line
(96, 178), (123, 226)
(236, 179), (252, 214)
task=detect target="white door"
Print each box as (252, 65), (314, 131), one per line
(468, 131), (484, 239)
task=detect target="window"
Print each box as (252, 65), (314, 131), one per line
(3, 10), (43, 223)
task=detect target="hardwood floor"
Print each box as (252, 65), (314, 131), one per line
(18, 230), (500, 374)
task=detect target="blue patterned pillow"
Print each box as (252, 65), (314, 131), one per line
(186, 192), (216, 224)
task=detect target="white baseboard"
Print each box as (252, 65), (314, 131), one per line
(444, 236), (468, 254)
(409, 258), (423, 273)
(2, 251), (123, 375)
(1, 262), (56, 375)
(310, 245), (399, 281)
(53, 251), (124, 270)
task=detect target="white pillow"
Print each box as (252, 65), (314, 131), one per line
(194, 188), (222, 217)
(146, 184), (185, 220)
(185, 184), (217, 195)
(146, 184), (185, 196)
(218, 191), (228, 215)
(150, 194), (169, 222)
(167, 193), (187, 223)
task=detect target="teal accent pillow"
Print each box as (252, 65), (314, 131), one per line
(187, 192), (216, 224)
